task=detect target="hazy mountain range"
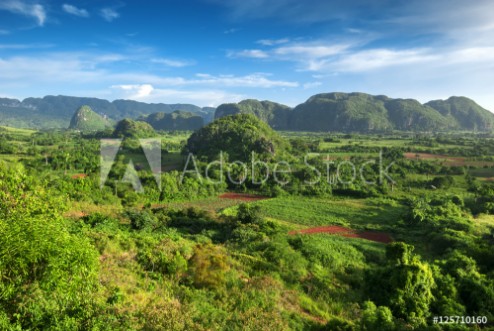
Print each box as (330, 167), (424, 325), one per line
(0, 95), (215, 129)
(1, 93), (493, 132)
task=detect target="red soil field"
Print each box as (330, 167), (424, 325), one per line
(403, 153), (466, 165)
(219, 192), (269, 202)
(289, 225), (392, 244)
(71, 173), (88, 179)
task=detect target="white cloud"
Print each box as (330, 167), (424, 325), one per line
(228, 49), (269, 59)
(445, 47), (494, 64)
(275, 44), (350, 58)
(329, 48), (439, 72)
(0, 52), (298, 107)
(303, 81), (322, 89)
(100, 8), (119, 22)
(112, 84), (154, 98)
(188, 73), (298, 88)
(62, 4), (89, 17)
(0, 0), (46, 26)
(111, 84), (244, 106)
(151, 58), (195, 67)
(257, 38), (290, 46)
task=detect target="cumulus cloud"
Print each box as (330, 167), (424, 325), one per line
(112, 84), (154, 98)
(0, 0), (46, 26)
(100, 8), (119, 22)
(62, 4), (89, 17)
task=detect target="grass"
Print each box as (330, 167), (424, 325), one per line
(155, 196), (243, 214)
(245, 196), (405, 231)
(0, 125), (36, 136)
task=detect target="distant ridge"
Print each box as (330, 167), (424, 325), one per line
(139, 110), (204, 131)
(0, 93), (492, 132)
(0, 95), (215, 129)
(214, 92), (494, 132)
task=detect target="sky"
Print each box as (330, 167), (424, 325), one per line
(0, 0), (493, 110)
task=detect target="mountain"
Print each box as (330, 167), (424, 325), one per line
(68, 105), (113, 131)
(214, 93), (494, 132)
(0, 95), (215, 129)
(215, 99), (292, 129)
(425, 96), (494, 131)
(140, 110), (204, 131)
(1, 93), (492, 132)
(289, 93), (391, 131)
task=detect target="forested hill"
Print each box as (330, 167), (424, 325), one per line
(1, 93), (492, 132)
(215, 93), (494, 132)
(139, 110), (204, 131)
(0, 95), (215, 129)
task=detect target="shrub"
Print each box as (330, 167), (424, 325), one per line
(188, 244), (230, 289)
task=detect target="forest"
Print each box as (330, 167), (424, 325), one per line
(0, 112), (493, 330)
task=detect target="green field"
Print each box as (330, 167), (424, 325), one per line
(1, 126), (494, 330)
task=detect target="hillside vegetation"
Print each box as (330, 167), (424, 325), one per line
(185, 113), (289, 161)
(140, 110), (204, 131)
(68, 105), (113, 131)
(2, 93), (492, 133)
(215, 99), (292, 129)
(1, 118), (494, 330)
(0, 95), (215, 129)
(215, 93), (494, 132)
(113, 119), (157, 138)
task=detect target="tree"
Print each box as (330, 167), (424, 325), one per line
(0, 163), (100, 329)
(360, 301), (395, 331)
(367, 242), (435, 326)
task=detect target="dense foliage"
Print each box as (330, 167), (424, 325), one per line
(68, 105), (113, 131)
(215, 99), (292, 129)
(113, 119), (157, 138)
(185, 113), (289, 161)
(141, 110), (204, 131)
(0, 120), (493, 330)
(214, 93), (494, 133)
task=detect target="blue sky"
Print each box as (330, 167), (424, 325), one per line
(0, 0), (493, 110)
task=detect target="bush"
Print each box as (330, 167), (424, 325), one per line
(360, 301), (395, 331)
(367, 242), (435, 326)
(188, 244), (230, 289)
(0, 164), (101, 329)
(126, 209), (159, 231)
(137, 237), (192, 276)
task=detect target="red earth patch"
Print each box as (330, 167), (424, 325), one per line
(71, 173), (88, 179)
(289, 225), (392, 244)
(219, 192), (269, 202)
